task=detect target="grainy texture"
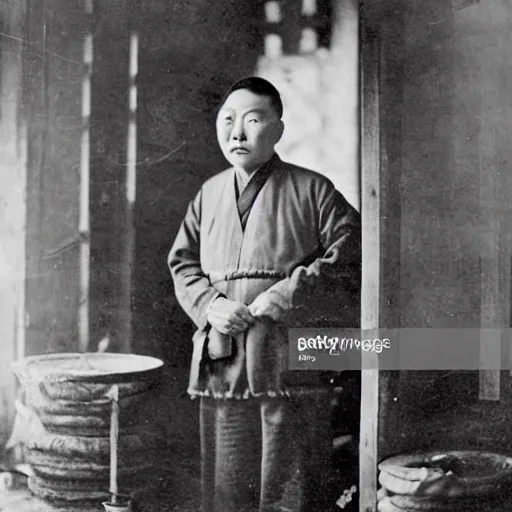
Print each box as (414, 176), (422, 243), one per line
(374, 0), (512, 463)
(130, 0), (261, 367)
(359, 21), (380, 512)
(24, 0), (84, 357)
(256, 0), (360, 209)
(0, 0), (26, 449)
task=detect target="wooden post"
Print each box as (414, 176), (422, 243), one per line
(24, 0), (85, 356)
(23, 0), (47, 356)
(79, 0), (94, 352)
(478, 12), (501, 401)
(359, 22), (380, 512)
(376, 5), (406, 461)
(89, 0), (131, 353)
(120, 4), (139, 355)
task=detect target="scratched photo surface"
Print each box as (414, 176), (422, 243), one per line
(1, 0), (512, 511)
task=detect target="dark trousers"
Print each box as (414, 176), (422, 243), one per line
(200, 393), (332, 512)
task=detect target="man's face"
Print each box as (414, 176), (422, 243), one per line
(216, 88), (284, 173)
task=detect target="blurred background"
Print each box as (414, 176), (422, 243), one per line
(0, 0), (359, 508)
(5, 1), (512, 509)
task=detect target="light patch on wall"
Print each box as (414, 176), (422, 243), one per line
(79, 0), (93, 352)
(257, 0), (360, 210)
(127, 32), (138, 205)
(299, 28), (318, 53)
(264, 33), (283, 59)
(265, 1), (282, 23)
(302, 0), (317, 16)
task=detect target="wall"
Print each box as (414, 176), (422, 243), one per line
(1, 0), (86, 449)
(126, 1), (360, 453)
(0, 0), (26, 447)
(0, 0), (360, 454)
(131, 0), (360, 372)
(23, 0), (84, 357)
(257, 0), (360, 209)
(130, 0), (261, 370)
(377, 0), (512, 456)
(89, 0), (132, 354)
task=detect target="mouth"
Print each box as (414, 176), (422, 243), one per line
(231, 147), (249, 154)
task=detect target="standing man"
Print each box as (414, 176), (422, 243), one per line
(168, 77), (361, 512)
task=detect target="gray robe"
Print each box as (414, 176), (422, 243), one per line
(168, 155), (361, 398)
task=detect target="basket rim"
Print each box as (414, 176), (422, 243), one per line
(379, 450), (512, 484)
(14, 352), (164, 383)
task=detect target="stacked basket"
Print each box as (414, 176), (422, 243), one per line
(377, 451), (512, 512)
(12, 353), (164, 512)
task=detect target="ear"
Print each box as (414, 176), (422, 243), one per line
(274, 119), (284, 144)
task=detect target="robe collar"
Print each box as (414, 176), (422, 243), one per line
(234, 153), (280, 199)
(234, 154), (279, 230)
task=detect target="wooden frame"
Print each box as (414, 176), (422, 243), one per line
(359, 18), (381, 512)
(89, 0), (133, 353)
(358, 2), (512, 508)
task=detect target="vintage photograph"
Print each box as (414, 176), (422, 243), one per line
(1, 0), (511, 511)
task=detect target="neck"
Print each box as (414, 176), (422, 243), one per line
(235, 165), (259, 178)
(234, 153), (276, 176)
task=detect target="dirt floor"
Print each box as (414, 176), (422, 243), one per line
(1, 369), (359, 511)
(0, 451), (357, 512)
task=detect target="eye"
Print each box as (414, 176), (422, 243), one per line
(224, 116), (233, 123)
(248, 118), (259, 124)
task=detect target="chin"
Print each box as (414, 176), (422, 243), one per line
(230, 156), (259, 172)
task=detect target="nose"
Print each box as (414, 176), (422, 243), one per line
(230, 119), (246, 142)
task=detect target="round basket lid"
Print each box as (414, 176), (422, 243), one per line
(19, 353), (164, 383)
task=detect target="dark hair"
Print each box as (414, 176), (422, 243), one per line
(219, 77), (283, 119)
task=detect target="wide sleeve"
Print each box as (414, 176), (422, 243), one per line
(168, 188), (221, 331)
(252, 178), (361, 326)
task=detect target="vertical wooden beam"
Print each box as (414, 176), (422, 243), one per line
(24, 0), (47, 356)
(478, 21), (501, 401)
(119, 13), (139, 354)
(79, 0), (94, 352)
(25, 0), (84, 356)
(89, 0), (131, 353)
(377, 6), (405, 461)
(359, 22), (380, 512)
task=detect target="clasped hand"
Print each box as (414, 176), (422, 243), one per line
(206, 297), (255, 335)
(248, 291), (289, 321)
(207, 291), (291, 335)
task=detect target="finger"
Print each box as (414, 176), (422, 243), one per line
(248, 304), (264, 317)
(229, 324), (248, 335)
(220, 321), (247, 335)
(260, 304), (285, 321)
(207, 312), (239, 333)
(235, 308), (255, 324)
(266, 292), (290, 310)
(227, 316), (248, 331)
(258, 306), (277, 320)
(209, 309), (241, 325)
(268, 308), (284, 321)
(249, 298), (265, 312)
